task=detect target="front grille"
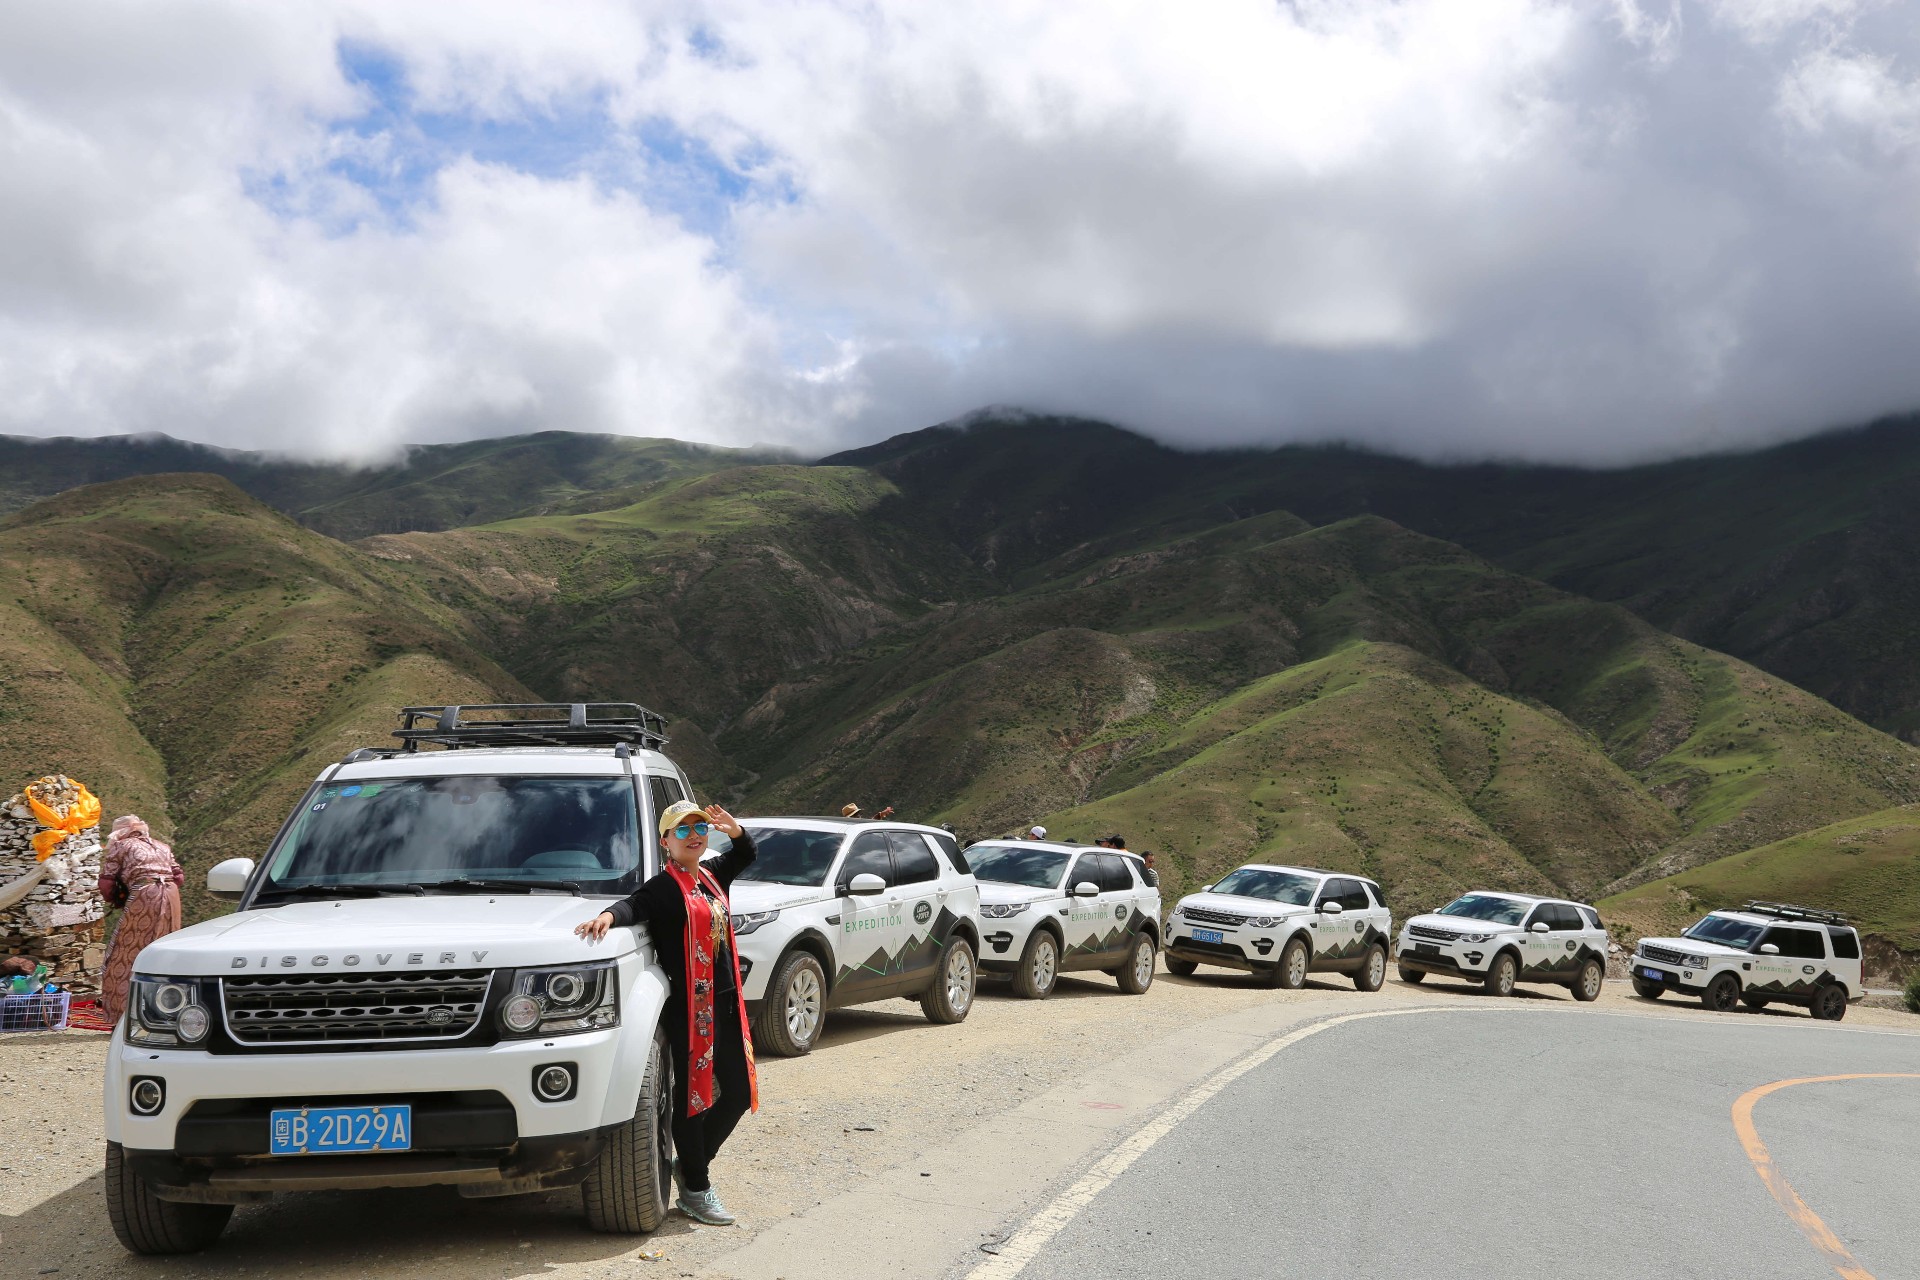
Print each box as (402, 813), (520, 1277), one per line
(221, 970), (493, 1047)
(1639, 944), (1689, 966)
(1409, 923), (1464, 942)
(1183, 907), (1248, 927)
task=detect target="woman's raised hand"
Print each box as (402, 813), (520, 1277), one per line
(575, 911), (615, 942)
(706, 804), (744, 839)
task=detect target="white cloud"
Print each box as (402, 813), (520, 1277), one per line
(3, 0), (1920, 463)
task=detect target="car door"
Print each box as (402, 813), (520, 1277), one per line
(1089, 853), (1136, 961)
(832, 830), (906, 1003)
(1541, 903), (1586, 980)
(1517, 903), (1557, 976)
(1057, 852), (1106, 966)
(1310, 877), (1361, 966)
(886, 830), (946, 987)
(1760, 926), (1826, 995)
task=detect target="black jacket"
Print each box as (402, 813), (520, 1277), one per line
(605, 831), (757, 1032)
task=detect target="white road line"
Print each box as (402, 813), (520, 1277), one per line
(965, 1004), (1470, 1280)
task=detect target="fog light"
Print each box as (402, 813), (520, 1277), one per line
(534, 1063), (576, 1102)
(175, 1004), (210, 1044)
(501, 994), (541, 1034)
(129, 1077), (165, 1116)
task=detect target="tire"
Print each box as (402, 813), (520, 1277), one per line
(1632, 977), (1663, 1000)
(1114, 933), (1156, 995)
(921, 936), (977, 1024)
(104, 1141), (233, 1255)
(1353, 944), (1387, 992)
(1810, 984), (1848, 1022)
(756, 950), (827, 1057)
(1272, 937), (1309, 989)
(1741, 993), (1770, 1011)
(1701, 972), (1741, 1013)
(1482, 952), (1518, 998)
(1397, 964), (1426, 984)
(1572, 958), (1604, 1003)
(1011, 929), (1060, 1000)
(1165, 955), (1198, 977)
(582, 1032), (673, 1234)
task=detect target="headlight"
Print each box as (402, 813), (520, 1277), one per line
(499, 962), (618, 1037)
(1460, 932), (1496, 944)
(1686, 954), (1709, 969)
(128, 977), (214, 1046)
(1170, 903), (1185, 919)
(981, 903), (1030, 919)
(729, 909), (780, 936)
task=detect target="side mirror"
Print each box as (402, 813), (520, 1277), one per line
(207, 858), (255, 901)
(1529, 921), (1550, 934)
(1320, 901), (1344, 915)
(845, 873), (887, 897)
(1202, 884), (1215, 893)
(1072, 881), (1099, 898)
(1759, 943), (1780, 955)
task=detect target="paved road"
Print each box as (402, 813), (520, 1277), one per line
(1014, 1007), (1920, 1280)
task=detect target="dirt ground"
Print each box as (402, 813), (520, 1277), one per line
(2, 965), (1912, 1280)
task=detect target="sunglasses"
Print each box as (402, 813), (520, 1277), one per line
(670, 822), (711, 839)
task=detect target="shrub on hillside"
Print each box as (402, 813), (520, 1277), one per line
(1904, 969), (1920, 1016)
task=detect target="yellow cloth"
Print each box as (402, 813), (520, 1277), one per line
(27, 782), (101, 861)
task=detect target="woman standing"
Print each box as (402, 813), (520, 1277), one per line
(97, 815), (185, 1023)
(576, 800), (758, 1225)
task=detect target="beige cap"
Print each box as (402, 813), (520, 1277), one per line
(659, 799), (712, 838)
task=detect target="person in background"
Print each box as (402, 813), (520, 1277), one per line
(874, 805), (896, 820)
(1091, 836), (1111, 847)
(841, 802), (864, 819)
(98, 815), (185, 1023)
(574, 801), (758, 1225)
(1027, 825), (1048, 841)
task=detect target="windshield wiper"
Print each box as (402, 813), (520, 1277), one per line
(257, 883), (429, 900)
(413, 878), (585, 896)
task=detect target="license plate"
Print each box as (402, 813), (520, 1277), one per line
(1640, 967), (1666, 983)
(1414, 943), (1440, 955)
(270, 1105), (412, 1156)
(1191, 928), (1224, 945)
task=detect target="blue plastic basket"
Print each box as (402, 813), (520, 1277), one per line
(0, 991), (71, 1032)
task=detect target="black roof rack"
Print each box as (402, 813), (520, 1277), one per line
(393, 703), (669, 752)
(1741, 900), (1852, 927)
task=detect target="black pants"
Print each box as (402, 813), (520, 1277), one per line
(669, 1002), (751, 1193)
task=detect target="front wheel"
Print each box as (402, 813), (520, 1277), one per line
(1397, 964), (1426, 984)
(1012, 929), (1060, 1000)
(1353, 944), (1387, 992)
(1114, 933), (1156, 995)
(1632, 977), (1664, 1000)
(1701, 972), (1741, 1013)
(1272, 937), (1309, 990)
(1742, 993), (1770, 1011)
(105, 1141), (232, 1255)
(1165, 955), (1198, 977)
(1573, 958), (1605, 1003)
(582, 1032), (673, 1233)
(757, 950), (827, 1057)
(921, 937), (977, 1024)
(1810, 984), (1848, 1022)
(1482, 952), (1518, 998)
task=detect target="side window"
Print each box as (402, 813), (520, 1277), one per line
(1097, 854), (1133, 894)
(1829, 927), (1861, 960)
(1523, 904), (1554, 931)
(645, 776), (678, 834)
(1763, 927), (1824, 959)
(1065, 856), (1097, 892)
(1341, 881), (1372, 912)
(1579, 906), (1604, 931)
(1550, 904), (1583, 931)
(838, 831), (892, 891)
(931, 832), (970, 875)
(888, 831), (939, 886)
(1314, 878), (1343, 910)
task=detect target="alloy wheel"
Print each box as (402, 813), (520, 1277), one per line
(784, 967), (822, 1043)
(1133, 940), (1154, 987)
(1032, 937), (1057, 992)
(947, 946), (975, 1013)
(1286, 946), (1307, 986)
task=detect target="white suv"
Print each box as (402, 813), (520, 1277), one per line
(104, 704), (694, 1255)
(1165, 863), (1392, 990)
(1632, 901), (1863, 1020)
(1397, 892), (1608, 1000)
(968, 841), (1161, 999)
(721, 818), (982, 1057)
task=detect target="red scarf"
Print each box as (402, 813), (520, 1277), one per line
(666, 861), (759, 1118)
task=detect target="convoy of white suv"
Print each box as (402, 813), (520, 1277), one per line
(1631, 901), (1863, 1020)
(968, 839), (1161, 999)
(1163, 863), (1393, 990)
(1396, 891), (1609, 1000)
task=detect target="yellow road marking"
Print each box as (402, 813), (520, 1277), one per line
(1731, 1074), (1920, 1280)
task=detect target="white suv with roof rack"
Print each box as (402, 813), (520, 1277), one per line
(717, 818), (982, 1057)
(1631, 901), (1863, 1020)
(1164, 863), (1392, 990)
(968, 841), (1160, 999)
(1396, 891), (1608, 1000)
(103, 704), (694, 1255)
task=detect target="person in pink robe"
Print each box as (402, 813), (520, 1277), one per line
(97, 815), (184, 1023)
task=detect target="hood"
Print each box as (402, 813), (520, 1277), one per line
(1403, 913), (1519, 937)
(1639, 935), (1749, 959)
(135, 895), (630, 978)
(1176, 891), (1310, 920)
(728, 880), (833, 913)
(976, 882), (1058, 907)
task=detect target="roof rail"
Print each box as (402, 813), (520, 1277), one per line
(1741, 900), (1852, 927)
(392, 703), (670, 752)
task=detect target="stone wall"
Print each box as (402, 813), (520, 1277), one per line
(0, 776), (105, 997)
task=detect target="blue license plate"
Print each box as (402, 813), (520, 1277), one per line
(1192, 928), (1225, 945)
(1640, 967), (1666, 983)
(270, 1105), (411, 1156)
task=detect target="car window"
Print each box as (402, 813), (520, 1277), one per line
(1523, 904), (1554, 930)
(838, 831), (892, 891)
(1359, 880), (1383, 910)
(738, 826), (843, 886)
(1319, 878), (1359, 910)
(1579, 906), (1604, 931)
(1764, 927), (1825, 960)
(1063, 855), (1097, 893)
(931, 832), (970, 875)
(1828, 927), (1861, 960)
(1551, 904), (1584, 930)
(1339, 880), (1371, 912)
(888, 831), (939, 886)
(645, 776), (677, 832)
(1095, 854), (1133, 894)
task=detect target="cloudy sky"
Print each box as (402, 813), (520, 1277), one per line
(3, 1), (1919, 464)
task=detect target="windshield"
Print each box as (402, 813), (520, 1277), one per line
(1437, 894), (1529, 925)
(1683, 914), (1766, 950)
(261, 776), (640, 894)
(966, 844), (1070, 889)
(737, 826), (844, 887)
(1210, 868), (1317, 906)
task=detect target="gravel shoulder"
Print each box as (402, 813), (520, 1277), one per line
(1, 966), (1912, 1280)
